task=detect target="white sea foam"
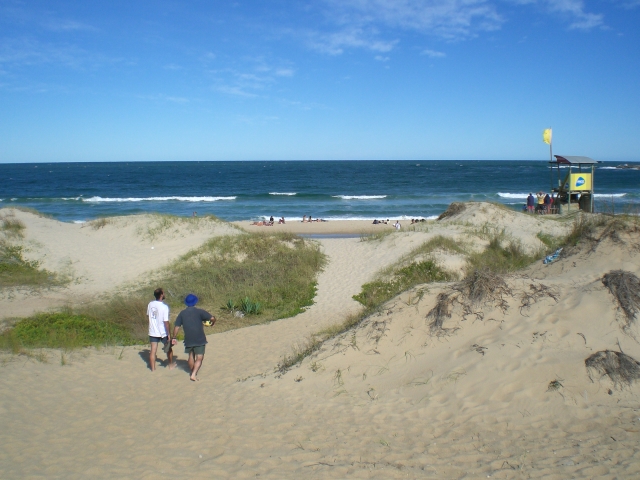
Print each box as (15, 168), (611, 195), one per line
(498, 193), (529, 199)
(83, 196), (237, 202)
(594, 193), (626, 198)
(599, 167), (619, 170)
(269, 192), (297, 196)
(73, 220), (87, 224)
(332, 195), (387, 200)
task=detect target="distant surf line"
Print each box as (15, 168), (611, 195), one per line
(332, 195), (387, 200)
(82, 196), (237, 202)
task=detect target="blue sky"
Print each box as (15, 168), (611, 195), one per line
(1, 0), (639, 162)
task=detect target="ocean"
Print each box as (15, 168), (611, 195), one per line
(1, 160), (638, 223)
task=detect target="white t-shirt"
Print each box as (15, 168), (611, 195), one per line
(147, 300), (169, 337)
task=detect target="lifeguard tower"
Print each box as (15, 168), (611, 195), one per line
(549, 155), (597, 214)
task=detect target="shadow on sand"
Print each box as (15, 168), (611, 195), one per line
(137, 349), (191, 373)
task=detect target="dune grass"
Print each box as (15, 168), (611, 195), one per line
(466, 235), (540, 274)
(0, 312), (134, 352)
(353, 260), (452, 311)
(1, 214), (25, 239)
(0, 240), (60, 288)
(1, 231), (326, 351)
(90, 232), (325, 338)
(136, 213), (229, 241)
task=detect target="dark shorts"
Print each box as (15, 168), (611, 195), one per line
(149, 336), (168, 345)
(185, 345), (206, 356)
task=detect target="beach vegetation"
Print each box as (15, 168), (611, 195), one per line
(2, 231), (326, 350)
(437, 202), (466, 220)
(536, 232), (563, 251)
(602, 270), (640, 332)
(89, 217), (111, 230)
(4, 206), (54, 219)
(0, 311), (134, 351)
(353, 260), (452, 310)
(585, 350), (640, 387)
(466, 235), (539, 274)
(1, 213), (26, 239)
(360, 229), (395, 242)
(416, 235), (467, 256)
(137, 213), (226, 241)
(0, 241), (60, 288)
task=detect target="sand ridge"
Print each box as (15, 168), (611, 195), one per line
(1, 204), (640, 478)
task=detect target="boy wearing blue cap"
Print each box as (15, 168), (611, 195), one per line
(171, 294), (215, 381)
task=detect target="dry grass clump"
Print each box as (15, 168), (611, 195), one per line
(520, 283), (559, 315)
(454, 269), (512, 311)
(427, 269), (512, 333)
(585, 350), (640, 387)
(562, 214), (639, 253)
(437, 202), (466, 221)
(89, 218), (111, 230)
(1, 213), (26, 239)
(602, 270), (640, 331)
(426, 292), (455, 333)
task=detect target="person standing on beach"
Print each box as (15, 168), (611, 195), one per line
(171, 294), (215, 382)
(147, 287), (174, 371)
(527, 193), (535, 213)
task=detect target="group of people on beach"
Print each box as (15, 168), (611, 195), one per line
(527, 192), (553, 214)
(251, 215), (286, 226)
(147, 288), (215, 381)
(302, 215), (326, 222)
(372, 219), (404, 230)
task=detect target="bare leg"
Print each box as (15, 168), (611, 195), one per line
(188, 350), (195, 372)
(149, 342), (158, 371)
(190, 354), (204, 381)
(167, 346), (175, 369)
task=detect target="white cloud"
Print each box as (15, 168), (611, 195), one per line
(44, 19), (97, 32)
(544, 0), (603, 30)
(275, 68), (295, 77)
(306, 0), (608, 56)
(322, 0), (503, 40)
(421, 48), (446, 57)
(215, 84), (258, 98)
(375, 55), (390, 61)
(138, 94), (190, 104)
(0, 37), (122, 70)
(308, 27), (398, 55)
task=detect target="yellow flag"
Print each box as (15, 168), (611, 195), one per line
(543, 128), (552, 145)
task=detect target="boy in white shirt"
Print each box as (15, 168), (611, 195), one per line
(147, 287), (175, 371)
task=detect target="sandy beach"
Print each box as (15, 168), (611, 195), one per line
(1, 204), (640, 479)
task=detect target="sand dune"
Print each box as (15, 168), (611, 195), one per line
(1, 204), (639, 478)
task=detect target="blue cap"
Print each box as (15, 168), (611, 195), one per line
(185, 294), (198, 307)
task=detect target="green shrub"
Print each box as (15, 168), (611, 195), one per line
(353, 260), (452, 310)
(0, 242), (57, 288)
(1, 312), (134, 350)
(467, 236), (538, 274)
(1, 216), (25, 238)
